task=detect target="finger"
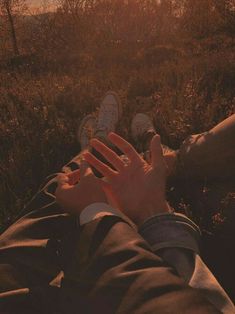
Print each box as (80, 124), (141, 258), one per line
(150, 134), (165, 168)
(84, 152), (116, 179)
(80, 160), (93, 178)
(90, 139), (125, 171)
(57, 174), (69, 187)
(108, 132), (142, 163)
(56, 174), (75, 198)
(67, 169), (80, 185)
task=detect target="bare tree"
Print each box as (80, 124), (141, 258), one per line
(0, 0), (26, 56)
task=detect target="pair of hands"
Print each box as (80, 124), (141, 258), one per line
(56, 133), (170, 226)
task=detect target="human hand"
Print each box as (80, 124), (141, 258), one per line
(84, 133), (171, 226)
(55, 161), (107, 215)
(144, 145), (178, 177)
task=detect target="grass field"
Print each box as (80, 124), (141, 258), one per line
(1, 40), (235, 230)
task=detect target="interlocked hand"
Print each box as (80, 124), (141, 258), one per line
(55, 161), (107, 215)
(84, 133), (171, 226)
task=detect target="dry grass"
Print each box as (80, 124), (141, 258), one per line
(0, 46), (235, 232)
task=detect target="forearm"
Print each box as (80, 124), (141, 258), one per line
(60, 211), (217, 313)
(139, 212), (235, 314)
(176, 113), (235, 179)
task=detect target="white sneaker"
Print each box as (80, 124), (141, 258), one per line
(77, 114), (97, 150)
(131, 113), (176, 153)
(131, 113), (156, 141)
(95, 91), (122, 139)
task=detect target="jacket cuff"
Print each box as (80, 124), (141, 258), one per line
(139, 213), (201, 254)
(79, 203), (137, 230)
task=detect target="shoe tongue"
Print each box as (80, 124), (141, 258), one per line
(97, 110), (117, 132)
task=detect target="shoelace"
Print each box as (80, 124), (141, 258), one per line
(97, 105), (119, 132)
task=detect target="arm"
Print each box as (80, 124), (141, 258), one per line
(176, 113), (235, 179)
(54, 157), (218, 313)
(84, 132), (234, 313)
(59, 214), (218, 314)
(139, 212), (235, 314)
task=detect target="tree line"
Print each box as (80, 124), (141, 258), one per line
(1, 0), (235, 63)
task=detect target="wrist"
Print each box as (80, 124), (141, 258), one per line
(134, 201), (171, 226)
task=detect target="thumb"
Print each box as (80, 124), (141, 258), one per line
(55, 174), (71, 200)
(80, 160), (93, 178)
(150, 134), (165, 168)
(67, 169), (80, 185)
